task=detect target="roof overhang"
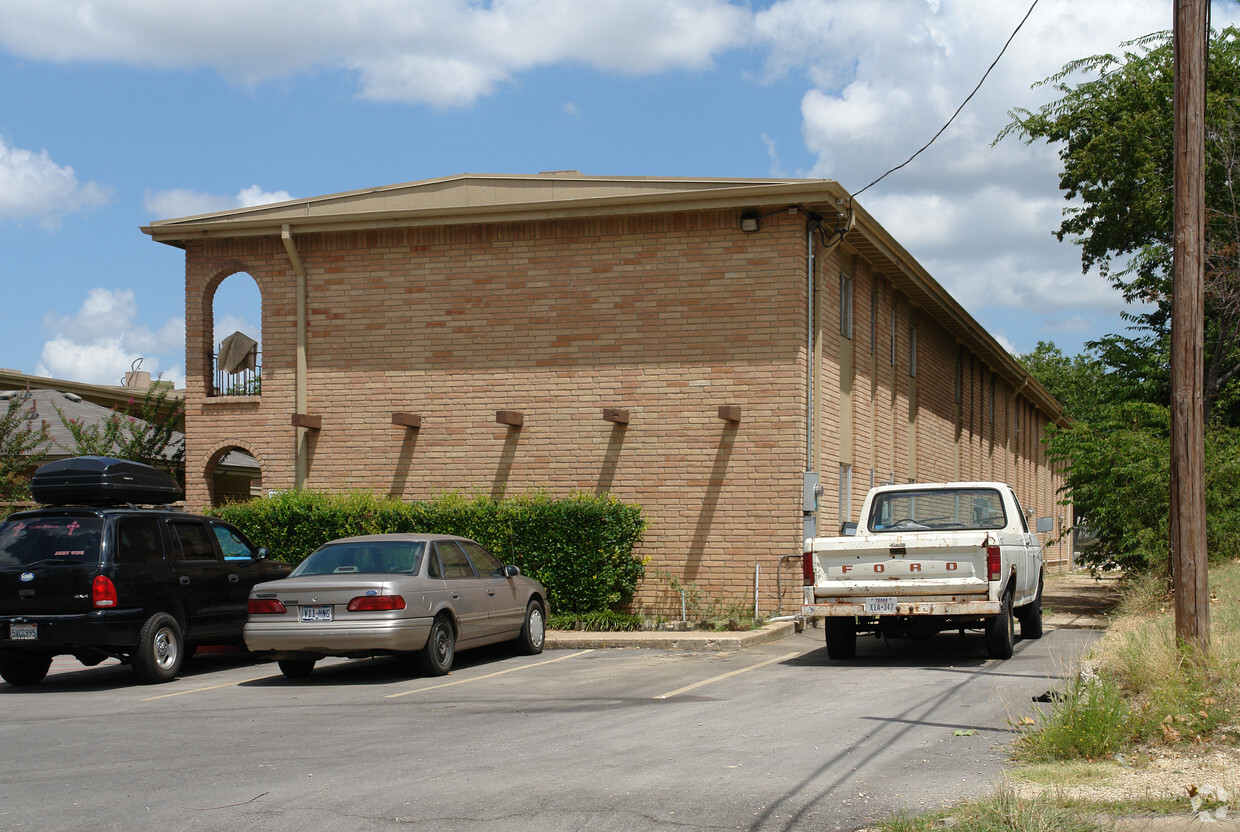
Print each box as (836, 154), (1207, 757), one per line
(141, 172), (1066, 426)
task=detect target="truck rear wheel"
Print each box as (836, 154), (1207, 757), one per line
(825, 618), (856, 660)
(985, 592), (1015, 660)
(1016, 577), (1044, 640)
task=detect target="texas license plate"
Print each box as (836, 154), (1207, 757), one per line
(864, 596), (898, 615)
(301, 606), (332, 622)
(10, 622), (37, 640)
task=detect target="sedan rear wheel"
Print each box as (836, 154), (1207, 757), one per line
(277, 659), (316, 679)
(418, 615), (455, 676)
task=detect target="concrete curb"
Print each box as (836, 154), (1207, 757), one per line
(546, 620), (797, 651)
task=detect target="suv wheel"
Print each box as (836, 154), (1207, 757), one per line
(0, 653), (53, 686)
(133, 612), (184, 684)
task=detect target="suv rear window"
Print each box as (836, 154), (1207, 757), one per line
(0, 516), (104, 566)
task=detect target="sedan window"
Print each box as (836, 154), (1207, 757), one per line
(291, 541), (426, 577)
(459, 541), (505, 577)
(434, 541), (477, 579)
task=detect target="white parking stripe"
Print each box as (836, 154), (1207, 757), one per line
(141, 674), (277, 701)
(384, 650), (595, 699)
(653, 651), (799, 700)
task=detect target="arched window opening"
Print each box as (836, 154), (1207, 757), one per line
(208, 445), (263, 507)
(210, 273), (262, 397)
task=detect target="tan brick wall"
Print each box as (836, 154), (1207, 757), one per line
(185, 209), (814, 613)
(181, 206), (1071, 615)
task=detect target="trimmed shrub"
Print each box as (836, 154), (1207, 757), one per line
(209, 489), (646, 615)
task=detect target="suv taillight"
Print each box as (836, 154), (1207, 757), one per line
(92, 575), (118, 608)
(247, 599), (287, 614)
(347, 595), (406, 612)
(802, 552), (814, 585)
(986, 545), (1002, 581)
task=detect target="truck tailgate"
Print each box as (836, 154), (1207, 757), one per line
(808, 533), (990, 598)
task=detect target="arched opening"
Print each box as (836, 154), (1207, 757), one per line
(206, 444), (264, 507)
(209, 273), (262, 397)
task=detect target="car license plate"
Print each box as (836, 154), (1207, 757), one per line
(864, 596), (898, 615)
(10, 622), (37, 640)
(301, 606), (332, 622)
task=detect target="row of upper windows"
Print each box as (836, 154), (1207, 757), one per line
(837, 272), (917, 377)
(836, 269), (1041, 429)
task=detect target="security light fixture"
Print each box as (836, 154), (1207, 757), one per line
(740, 213), (759, 232)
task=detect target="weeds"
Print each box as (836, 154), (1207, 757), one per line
(875, 789), (1097, 832)
(1015, 673), (1133, 761)
(648, 569), (764, 630)
(1017, 560), (1240, 757)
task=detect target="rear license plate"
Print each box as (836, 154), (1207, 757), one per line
(10, 622), (37, 640)
(864, 596), (898, 615)
(301, 606), (332, 622)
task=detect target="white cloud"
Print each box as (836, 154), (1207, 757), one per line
(143, 185), (292, 219)
(764, 0), (1239, 353)
(37, 288), (185, 387)
(0, 0), (749, 108)
(0, 136), (110, 224)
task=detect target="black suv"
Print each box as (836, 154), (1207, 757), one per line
(0, 457), (290, 686)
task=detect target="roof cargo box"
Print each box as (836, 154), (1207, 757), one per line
(30, 456), (182, 506)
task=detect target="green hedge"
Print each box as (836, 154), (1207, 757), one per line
(208, 490), (647, 615)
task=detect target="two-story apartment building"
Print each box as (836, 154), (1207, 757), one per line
(143, 173), (1069, 613)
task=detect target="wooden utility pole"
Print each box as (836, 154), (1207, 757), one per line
(1170, 0), (1209, 653)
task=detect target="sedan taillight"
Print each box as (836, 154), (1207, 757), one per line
(247, 598), (287, 614)
(347, 595), (406, 612)
(92, 575), (118, 609)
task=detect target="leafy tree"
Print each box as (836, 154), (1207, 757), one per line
(1003, 28), (1240, 424)
(57, 383), (185, 484)
(0, 393), (50, 502)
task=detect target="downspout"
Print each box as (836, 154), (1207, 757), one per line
(804, 213), (849, 540)
(807, 219), (818, 475)
(281, 224), (308, 489)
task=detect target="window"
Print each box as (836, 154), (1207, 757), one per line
(954, 349), (964, 404)
(434, 541), (476, 579)
(989, 374), (996, 423)
(839, 273), (853, 339)
(838, 464), (853, 525)
(169, 521), (217, 561)
(115, 517), (165, 565)
(889, 308), (897, 365)
(908, 325), (918, 377)
(460, 541), (505, 577)
(869, 289), (877, 352)
(210, 520), (256, 560)
(867, 487), (1006, 533)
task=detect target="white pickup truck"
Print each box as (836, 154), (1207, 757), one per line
(801, 481), (1046, 660)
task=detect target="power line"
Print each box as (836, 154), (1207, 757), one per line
(850, 0), (1042, 201)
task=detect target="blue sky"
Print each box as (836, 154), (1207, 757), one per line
(2, 0), (1234, 387)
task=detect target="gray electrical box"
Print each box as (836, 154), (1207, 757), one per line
(802, 472), (821, 513)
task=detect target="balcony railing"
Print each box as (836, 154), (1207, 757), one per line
(210, 350), (262, 397)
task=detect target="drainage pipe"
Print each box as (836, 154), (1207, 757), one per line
(281, 224), (308, 489)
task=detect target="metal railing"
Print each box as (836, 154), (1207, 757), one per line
(209, 351), (262, 397)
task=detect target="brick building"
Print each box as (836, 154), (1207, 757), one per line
(143, 173), (1070, 614)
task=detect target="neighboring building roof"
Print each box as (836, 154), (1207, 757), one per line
(141, 171), (1067, 426)
(0, 367), (182, 415)
(0, 388), (256, 473)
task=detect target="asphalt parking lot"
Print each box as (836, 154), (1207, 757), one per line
(0, 616), (1099, 832)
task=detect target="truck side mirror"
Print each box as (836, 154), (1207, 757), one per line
(840, 521), (858, 537)
(1035, 517), (1054, 534)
